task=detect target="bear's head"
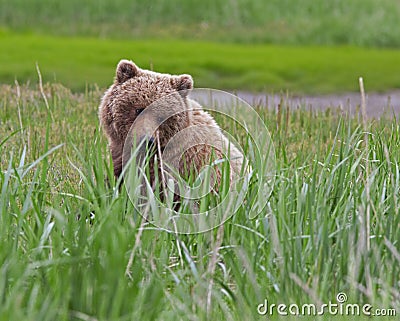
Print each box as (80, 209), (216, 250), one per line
(99, 59), (194, 177)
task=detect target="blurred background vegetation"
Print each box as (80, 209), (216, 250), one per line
(2, 0), (400, 46)
(0, 0), (400, 93)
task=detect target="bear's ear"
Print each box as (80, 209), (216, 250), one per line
(175, 74), (193, 97)
(116, 60), (139, 84)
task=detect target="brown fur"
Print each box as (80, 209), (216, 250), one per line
(99, 60), (243, 189)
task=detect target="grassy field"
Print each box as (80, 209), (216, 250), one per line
(1, 0), (400, 47)
(0, 84), (398, 320)
(1, 31), (400, 94)
(1, 0), (400, 94)
(0, 1), (399, 320)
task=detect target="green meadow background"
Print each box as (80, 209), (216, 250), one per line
(1, 0), (400, 93)
(0, 1), (399, 321)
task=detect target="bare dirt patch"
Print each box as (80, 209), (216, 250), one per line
(236, 91), (400, 119)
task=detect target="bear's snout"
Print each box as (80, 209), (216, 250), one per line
(138, 135), (156, 152)
(144, 136), (155, 149)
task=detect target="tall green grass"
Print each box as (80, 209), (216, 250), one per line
(0, 83), (398, 320)
(1, 0), (400, 47)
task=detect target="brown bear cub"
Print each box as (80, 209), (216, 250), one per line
(99, 59), (243, 193)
